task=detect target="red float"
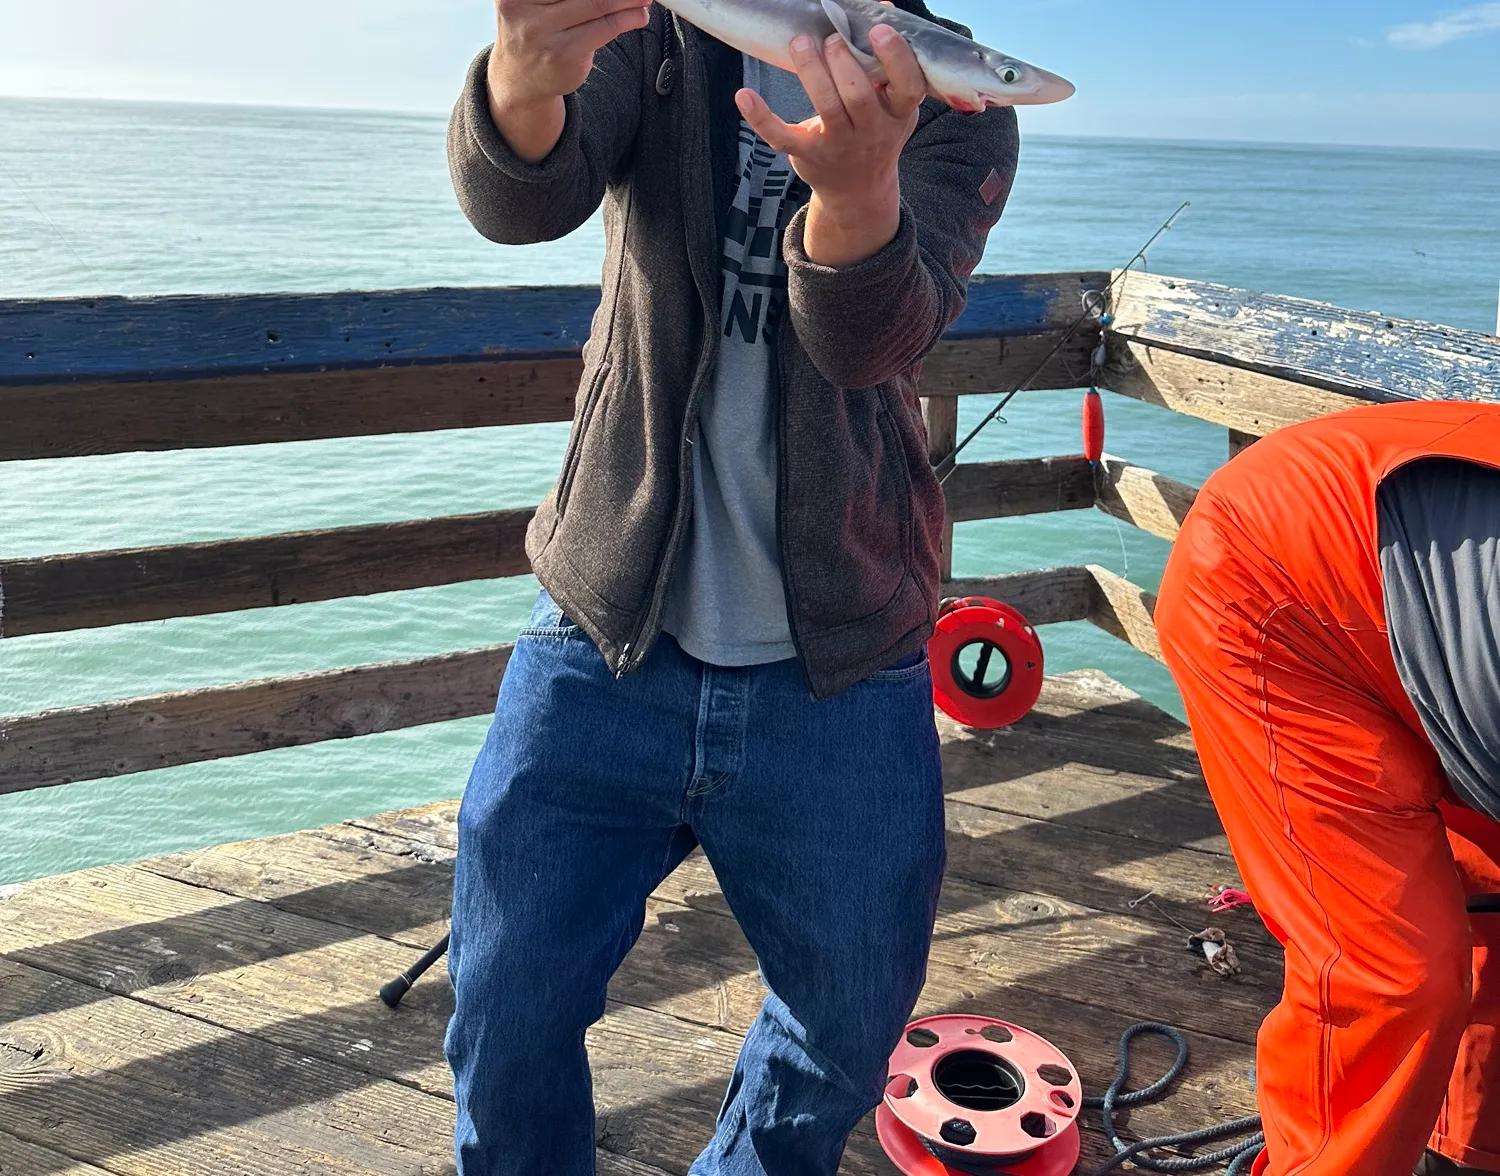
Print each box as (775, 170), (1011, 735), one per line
(929, 599), (1044, 729)
(877, 1015), (1084, 1176)
(1083, 388), (1105, 464)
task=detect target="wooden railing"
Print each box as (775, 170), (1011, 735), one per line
(3, 269), (1497, 797)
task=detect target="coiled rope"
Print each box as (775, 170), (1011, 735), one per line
(1085, 1023), (1263, 1176)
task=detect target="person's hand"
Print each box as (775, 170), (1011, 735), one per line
(736, 16), (926, 267)
(487, 0), (651, 162)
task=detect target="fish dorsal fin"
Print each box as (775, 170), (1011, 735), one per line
(819, 0), (879, 66)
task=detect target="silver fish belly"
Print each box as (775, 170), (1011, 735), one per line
(653, 0), (1074, 111)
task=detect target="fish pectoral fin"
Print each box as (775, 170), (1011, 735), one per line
(818, 0), (879, 67)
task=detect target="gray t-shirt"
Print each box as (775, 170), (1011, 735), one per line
(1378, 457), (1500, 821)
(662, 57), (814, 667)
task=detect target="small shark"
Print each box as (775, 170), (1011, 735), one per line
(655, 0), (1075, 112)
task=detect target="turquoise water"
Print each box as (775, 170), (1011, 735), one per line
(2, 96), (1497, 884)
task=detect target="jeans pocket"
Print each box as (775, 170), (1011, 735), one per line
(518, 589), (582, 640)
(866, 647), (931, 684)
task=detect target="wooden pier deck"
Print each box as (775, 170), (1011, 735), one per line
(0, 671), (1279, 1176)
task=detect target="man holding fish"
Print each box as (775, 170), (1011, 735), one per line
(442, 0), (1069, 1172)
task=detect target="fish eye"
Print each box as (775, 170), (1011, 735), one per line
(997, 64), (1023, 85)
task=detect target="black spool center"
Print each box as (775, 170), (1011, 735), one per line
(932, 1050), (1025, 1112)
(951, 640), (1014, 700)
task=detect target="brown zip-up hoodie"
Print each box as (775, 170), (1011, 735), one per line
(448, 3), (1019, 698)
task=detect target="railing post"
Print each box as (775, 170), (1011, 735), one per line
(924, 395), (959, 582)
(1228, 429), (1260, 460)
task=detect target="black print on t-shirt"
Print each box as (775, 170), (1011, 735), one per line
(720, 125), (809, 347)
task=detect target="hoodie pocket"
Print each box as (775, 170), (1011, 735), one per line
(555, 360), (613, 521)
(786, 400), (915, 630)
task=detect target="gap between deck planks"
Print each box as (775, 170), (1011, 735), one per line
(0, 672), (1277, 1176)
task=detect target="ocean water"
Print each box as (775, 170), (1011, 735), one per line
(1, 96), (1497, 884)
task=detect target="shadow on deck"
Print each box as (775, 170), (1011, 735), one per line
(0, 672), (1279, 1176)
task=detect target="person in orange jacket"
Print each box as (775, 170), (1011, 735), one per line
(1157, 400), (1500, 1176)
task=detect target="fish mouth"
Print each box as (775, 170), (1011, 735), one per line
(1015, 65), (1076, 106)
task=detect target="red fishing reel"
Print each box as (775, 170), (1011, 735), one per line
(930, 598), (1044, 729)
(878, 1015), (1084, 1176)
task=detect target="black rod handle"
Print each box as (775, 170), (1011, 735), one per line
(379, 932), (452, 1009)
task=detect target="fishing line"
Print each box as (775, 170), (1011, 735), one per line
(0, 153), (97, 277)
(935, 201), (1190, 484)
(1110, 511), (1132, 577)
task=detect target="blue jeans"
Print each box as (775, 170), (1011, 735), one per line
(445, 590), (946, 1176)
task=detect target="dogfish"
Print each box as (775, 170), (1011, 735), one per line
(654, 0), (1075, 111)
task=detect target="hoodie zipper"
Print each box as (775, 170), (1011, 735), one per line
(774, 327), (815, 694)
(616, 12), (719, 679)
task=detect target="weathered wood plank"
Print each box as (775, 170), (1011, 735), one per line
(1103, 340), (1364, 435)
(0, 646), (513, 796)
(0, 275), (1103, 461)
(0, 286), (598, 384)
(923, 330), (1096, 398)
(0, 953), (684, 1176)
(922, 395), (959, 581)
(0, 359), (585, 462)
(944, 455), (1095, 524)
(1, 274), (1104, 386)
(0, 862), (762, 1162)
(142, 825), (461, 949)
(0, 1132), (117, 1176)
(935, 669), (1223, 856)
(1, 337), (1097, 463)
(0, 954), (462, 1175)
(1093, 457), (1199, 543)
(1109, 269), (1500, 404)
(1086, 565), (1162, 662)
(0, 511), (534, 638)
(941, 568), (1095, 626)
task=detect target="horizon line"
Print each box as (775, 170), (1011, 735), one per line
(3, 88), (1499, 157)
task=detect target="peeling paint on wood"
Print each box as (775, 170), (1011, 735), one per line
(0, 274), (1106, 387)
(1103, 339), (1367, 435)
(1109, 270), (1500, 405)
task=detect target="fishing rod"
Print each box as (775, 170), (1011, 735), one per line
(934, 201), (1190, 484)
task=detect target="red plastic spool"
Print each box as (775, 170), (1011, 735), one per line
(1083, 388), (1106, 464)
(930, 599), (1044, 729)
(878, 1015), (1084, 1176)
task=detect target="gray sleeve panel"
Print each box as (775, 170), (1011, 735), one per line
(1377, 458), (1500, 822)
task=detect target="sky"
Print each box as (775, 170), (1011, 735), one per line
(0, 0), (1498, 149)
